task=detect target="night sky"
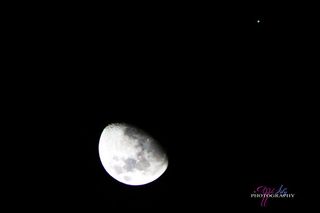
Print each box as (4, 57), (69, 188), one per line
(4, 1), (318, 212)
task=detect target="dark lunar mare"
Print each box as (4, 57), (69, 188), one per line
(122, 125), (166, 172)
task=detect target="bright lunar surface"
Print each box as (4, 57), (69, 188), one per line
(98, 123), (168, 186)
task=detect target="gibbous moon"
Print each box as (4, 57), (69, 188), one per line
(98, 123), (168, 186)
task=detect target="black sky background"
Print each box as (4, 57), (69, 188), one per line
(3, 1), (319, 212)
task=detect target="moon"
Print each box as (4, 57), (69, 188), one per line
(98, 123), (168, 186)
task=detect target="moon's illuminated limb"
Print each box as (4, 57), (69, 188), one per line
(98, 123), (168, 186)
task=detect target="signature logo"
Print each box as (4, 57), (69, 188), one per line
(250, 184), (295, 207)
